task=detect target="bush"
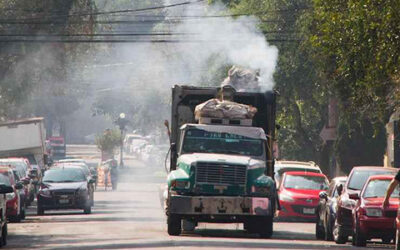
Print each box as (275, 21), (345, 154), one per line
(95, 129), (122, 155)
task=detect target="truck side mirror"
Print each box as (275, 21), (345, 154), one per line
(170, 143), (176, 152)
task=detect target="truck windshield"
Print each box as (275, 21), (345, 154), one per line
(182, 129), (264, 156)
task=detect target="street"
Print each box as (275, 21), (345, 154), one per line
(2, 145), (393, 249)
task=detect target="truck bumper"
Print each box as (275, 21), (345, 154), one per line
(169, 195), (273, 216)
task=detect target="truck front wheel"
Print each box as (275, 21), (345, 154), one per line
(259, 216), (273, 238)
(167, 214), (181, 236)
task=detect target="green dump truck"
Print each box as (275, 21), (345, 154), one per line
(166, 85), (278, 237)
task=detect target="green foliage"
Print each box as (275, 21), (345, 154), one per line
(311, 0), (400, 121)
(227, 0), (328, 164)
(95, 129), (122, 154)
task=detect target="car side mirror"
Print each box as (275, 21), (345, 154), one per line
(0, 184), (14, 194)
(319, 191), (328, 200)
(15, 182), (23, 190)
(349, 192), (359, 200)
(337, 184), (343, 196)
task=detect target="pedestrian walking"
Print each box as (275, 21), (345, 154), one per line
(103, 163), (110, 191)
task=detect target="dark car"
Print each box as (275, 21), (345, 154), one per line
(334, 166), (397, 244)
(316, 176), (347, 241)
(37, 166), (95, 215)
(352, 175), (398, 246)
(53, 163), (95, 205)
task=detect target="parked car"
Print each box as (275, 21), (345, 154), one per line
(0, 158), (34, 206)
(334, 166), (397, 244)
(0, 180), (16, 247)
(396, 205), (400, 250)
(277, 171), (329, 221)
(0, 167), (24, 222)
(351, 175), (398, 246)
(316, 176), (347, 240)
(57, 158), (87, 165)
(37, 166), (95, 215)
(274, 161), (322, 187)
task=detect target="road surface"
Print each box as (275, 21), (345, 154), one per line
(5, 145), (393, 249)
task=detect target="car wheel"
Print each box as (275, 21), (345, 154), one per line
(382, 236), (392, 244)
(167, 214), (181, 236)
(37, 203), (44, 216)
(84, 199), (92, 214)
(333, 218), (347, 244)
(352, 221), (367, 247)
(324, 212), (333, 241)
(182, 219), (196, 232)
(316, 214), (325, 240)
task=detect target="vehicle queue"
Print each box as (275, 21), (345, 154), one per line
(0, 154), (398, 248)
(275, 161), (400, 248)
(0, 156), (99, 247)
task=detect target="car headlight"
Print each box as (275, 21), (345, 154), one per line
(365, 208), (383, 217)
(40, 189), (52, 197)
(78, 188), (88, 196)
(6, 192), (15, 201)
(279, 193), (294, 202)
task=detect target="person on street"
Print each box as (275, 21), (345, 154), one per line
(383, 170), (400, 207)
(103, 163), (110, 191)
(110, 159), (118, 190)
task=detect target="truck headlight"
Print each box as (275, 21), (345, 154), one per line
(365, 208), (382, 217)
(279, 193), (294, 202)
(6, 192), (15, 201)
(171, 180), (190, 189)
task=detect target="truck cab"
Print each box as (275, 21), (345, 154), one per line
(166, 85), (278, 237)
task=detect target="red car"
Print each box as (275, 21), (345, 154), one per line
(352, 175), (398, 246)
(0, 167), (24, 222)
(334, 166), (397, 244)
(278, 171), (329, 220)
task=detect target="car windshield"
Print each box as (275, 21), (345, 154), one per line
(363, 179), (400, 198)
(347, 170), (395, 190)
(43, 168), (86, 183)
(182, 129), (264, 156)
(284, 175), (328, 190)
(0, 173), (11, 186)
(275, 166), (321, 184)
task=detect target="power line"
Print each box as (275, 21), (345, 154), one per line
(0, 39), (302, 43)
(0, 31), (298, 37)
(0, 0), (205, 22)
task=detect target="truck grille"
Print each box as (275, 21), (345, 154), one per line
(195, 162), (247, 186)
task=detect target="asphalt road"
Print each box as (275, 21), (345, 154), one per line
(4, 145), (393, 249)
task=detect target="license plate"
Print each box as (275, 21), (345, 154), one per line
(303, 208), (315, 214)
(59, 199), (69, 204)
